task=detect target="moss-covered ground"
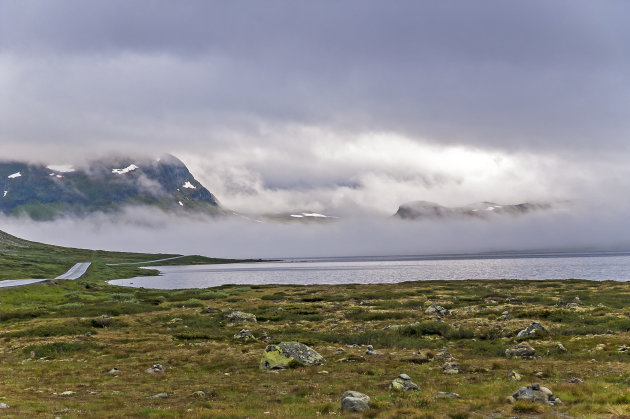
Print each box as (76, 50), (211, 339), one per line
(2, 231), (630, 417)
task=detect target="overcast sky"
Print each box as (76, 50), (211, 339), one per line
(1, 1), (630, 215)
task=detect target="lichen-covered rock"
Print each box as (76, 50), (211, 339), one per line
(224, 309), (257, 323)
(341, 391), (370, 412)
(505, 342), (535, 358)
(260, 342), (324, 370)
(510, 383), (560, 405)
(234, 329), (256, 341)
(516, 322), (549, 339)
(390, 373), (419, 391)
(507, 370), (522, 381)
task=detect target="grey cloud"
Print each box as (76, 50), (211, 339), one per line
(1, 1), (630, 153)
(1, 1), (630, 218)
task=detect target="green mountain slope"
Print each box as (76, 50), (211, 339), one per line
(0, 228), (239, 281)
(0, 154), (221, 220)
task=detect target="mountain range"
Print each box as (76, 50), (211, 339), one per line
(394, 200), (552, 220)
(1, 154), (555, 222)
(0, 154), (221, 220)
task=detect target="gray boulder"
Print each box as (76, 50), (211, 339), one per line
(516, 322), (549, 339)
(437, 392), (460, 398)
(260, 342), (324, 370)
(433, 347), (453, 360)
(390, 373), (419, 391)
(505, 342), (535, 358)
(425, 305), (450, 316)
(224, 309), (257, 323)
(146, 364), (166, 373)
(443, 361), (461, 374)
(507, 370), (522, 381)
(508, 383), (560, 405)
(391, 374), (418, 390)
(234, 329), (256, 341)
(341, 391), (370, 412)
(365, 345), (379, 355)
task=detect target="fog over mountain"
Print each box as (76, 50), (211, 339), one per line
(1, 1), (629, 255)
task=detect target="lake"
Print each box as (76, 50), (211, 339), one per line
(108, 251), (630, 289)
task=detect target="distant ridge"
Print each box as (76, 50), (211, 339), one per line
(0, 154), (222, 220)
(394, 200), (552, 220)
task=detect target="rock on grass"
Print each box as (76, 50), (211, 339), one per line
(341, 391), (370, 412)
(260, 342), (324, 370)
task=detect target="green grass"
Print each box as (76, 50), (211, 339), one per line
(4, 229), (630, 416)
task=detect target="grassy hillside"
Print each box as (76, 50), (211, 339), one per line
(0, 229), (240, 281)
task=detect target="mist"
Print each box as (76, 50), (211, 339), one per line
(2, 203), (629, 260)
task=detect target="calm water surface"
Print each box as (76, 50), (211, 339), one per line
(108, 251), (630, 289)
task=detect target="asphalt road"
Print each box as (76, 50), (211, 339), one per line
(0, 262), (92, 288)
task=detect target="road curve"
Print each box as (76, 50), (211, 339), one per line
(0, 262), (92, 288)
(55, 262), (92, 280)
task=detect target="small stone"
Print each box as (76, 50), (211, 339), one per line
(234, 329), (256, 341)
(60, 391), (75, 396)
(516, 322), (549, 339)
(365, 345), (379, 355)
(146, 364), (166, 373)
(390, 373), (419, 391)
(434, 347), (453, 360)
(336, 355), (366, 363)
(107, 368), (120, 375)
(192, 391), (206, 398)
(147, 392), (168, 399)
(531, 382), (541, 391)
(556, 343), (567, 352)
(505, 342), (535, 358)
(442, 361), (460, 374)
(437, 392), (460, 398)
(203, 306), (219, 313)
(425, 305), (450, 316)
(0, 403), (8, 409)
(224, 309), (257, 323)
(341, 390), (370, 412)
(568, 377), (584, 384)
(507, 370), (522, 381)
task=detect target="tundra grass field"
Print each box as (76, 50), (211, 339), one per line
(2, 232), (630, 417)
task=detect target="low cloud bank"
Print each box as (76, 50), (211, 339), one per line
(2, 204), (629, 259)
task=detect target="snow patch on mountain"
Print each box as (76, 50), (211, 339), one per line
(182, 181), (196, 189)
(112, 164), (139, 175)
(7, 172), (21, 179)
